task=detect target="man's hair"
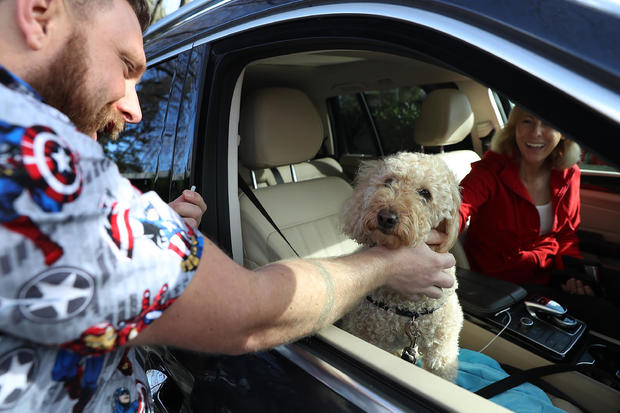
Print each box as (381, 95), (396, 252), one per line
(124, 0), (150, 32)
(67, 0), (150, 32)
(490, 106), (581, 170)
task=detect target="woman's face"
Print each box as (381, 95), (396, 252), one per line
(515, 113), (563, 166)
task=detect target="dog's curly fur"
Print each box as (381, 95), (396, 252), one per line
(339, 152), (464, 381)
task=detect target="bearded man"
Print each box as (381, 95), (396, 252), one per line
(0, 1), (455, 412)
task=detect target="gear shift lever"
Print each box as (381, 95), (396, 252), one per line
(524, 294), (567, 318)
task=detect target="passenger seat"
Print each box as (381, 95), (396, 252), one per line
(413, 89), (480, 182)
(238, 87), (359, 268)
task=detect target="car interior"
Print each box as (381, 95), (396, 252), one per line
(228, 49), (620, 412)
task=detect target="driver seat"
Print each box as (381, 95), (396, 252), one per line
(238, 87), (359, 269)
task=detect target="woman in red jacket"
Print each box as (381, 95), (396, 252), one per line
(459, 106), (586, 291)
(459, 106), (620, 338)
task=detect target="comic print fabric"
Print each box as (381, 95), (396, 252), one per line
(0, 66), (203, 412)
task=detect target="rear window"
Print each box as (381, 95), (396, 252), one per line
(329, 86), (426, 157)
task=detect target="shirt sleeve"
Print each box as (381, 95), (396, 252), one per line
(0, 112), (203, 353)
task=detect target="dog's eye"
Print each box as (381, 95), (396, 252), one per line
(417, 188), (432, 200)
(383, 178), (394, 187)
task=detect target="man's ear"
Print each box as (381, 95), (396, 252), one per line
(16, 0), (62, 50)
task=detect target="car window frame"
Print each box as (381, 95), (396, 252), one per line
(138, 2), (620, 410)
(188, 9), (620, 410)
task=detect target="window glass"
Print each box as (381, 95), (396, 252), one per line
(101, 53), (193, 199)
(365, 87), (426, 155)
(330, 94), (377, 155)
(330, 87), (426, 157)
(581, 150), (620, 174)
(500, 102), (619, 175)
(498, 100), (619, 193)
(157, 52), (190, 200)
(579, 150), (620, 193)
(170, 48), (203, 201)
(101, 59), (177, 194)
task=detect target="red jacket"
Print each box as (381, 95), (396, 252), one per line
(459, 151), (581, 285)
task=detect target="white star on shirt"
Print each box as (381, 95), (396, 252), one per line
(0, 354), (33, 406)
(26, 272), (90, 318)
(50, 146), (71, 173)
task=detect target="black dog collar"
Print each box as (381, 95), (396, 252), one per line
(366, 296), (438, 319)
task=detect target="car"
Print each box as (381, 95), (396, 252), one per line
(101, 0), (620, 411)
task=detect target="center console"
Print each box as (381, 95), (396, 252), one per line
(456, 267), (619, 390)
(486, 299), (586, 361)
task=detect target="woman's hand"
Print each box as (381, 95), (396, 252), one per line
(561, 277), (595, 296)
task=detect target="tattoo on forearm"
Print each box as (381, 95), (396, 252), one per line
(310, 261), (335, 331)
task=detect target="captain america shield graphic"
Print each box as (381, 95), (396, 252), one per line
(21, 125), (82, 203)
(0, 348), (38, 410)
(17, 267), (95, 323)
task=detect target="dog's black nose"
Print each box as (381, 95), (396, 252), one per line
(377, 209), (398, 230)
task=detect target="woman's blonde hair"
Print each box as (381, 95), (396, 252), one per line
(490, 106), (581, 169)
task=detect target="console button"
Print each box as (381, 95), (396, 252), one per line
(519, 317), (534, 331)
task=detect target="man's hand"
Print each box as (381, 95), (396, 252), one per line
(169, 189), (207, 227)
(382, 240), (456, 300)
(561, 277), (595, 296)
(425, 229), (447, 247)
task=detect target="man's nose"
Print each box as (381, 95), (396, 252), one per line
(115, 81), (142, 124)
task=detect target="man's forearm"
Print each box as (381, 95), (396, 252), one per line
(130, 242), (392, 354)
(243, 248), (391, 351)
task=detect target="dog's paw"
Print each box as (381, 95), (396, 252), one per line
(425, 358), (459, 382)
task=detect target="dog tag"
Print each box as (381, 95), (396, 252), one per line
(401, 345), (417, 364)
(401, 318), (421, 364)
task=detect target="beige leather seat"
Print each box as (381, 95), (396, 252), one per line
(238, 87), (359, 268)
(413, 89), (480, 182)
(413, 89), (481, 269)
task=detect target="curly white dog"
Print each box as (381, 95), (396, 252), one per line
(339, 151), (464, 381)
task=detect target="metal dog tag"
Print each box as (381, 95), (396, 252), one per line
(401, 346), (417, 364)
(401, 318), (421, 364)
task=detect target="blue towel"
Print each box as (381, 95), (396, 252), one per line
(456, 348), (566, 413)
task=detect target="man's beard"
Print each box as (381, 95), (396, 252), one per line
(28, 33), (125, 140)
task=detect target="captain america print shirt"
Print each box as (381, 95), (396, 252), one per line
(0, 66), (203, 412)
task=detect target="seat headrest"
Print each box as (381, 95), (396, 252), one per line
(239, 87), (323, 169)
(413, 89), (474, 146)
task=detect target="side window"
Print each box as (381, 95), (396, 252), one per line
(101, 52), (190, 199)
(498, 99), (620, 191)
(581, 151), (619, 174)
(579, 150), (620, 193)
(170, 48), (203, 201)
(365, 87), (425, 155)
(329, 87), (426, 157)
(329, 94), (378, 156)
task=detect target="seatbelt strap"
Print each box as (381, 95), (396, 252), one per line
(270, 167), (285, 184)
(475, 363), (594, 399)
(238, 174), (300, 257)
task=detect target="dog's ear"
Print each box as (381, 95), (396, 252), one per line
(341, 160), (379, 242)
(439, 170), (462, 252)
(353, 159), (380, 187)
